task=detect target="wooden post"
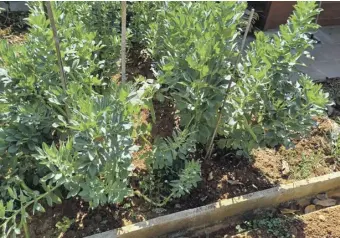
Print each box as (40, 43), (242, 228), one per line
(45, 1), (67, 92)
(121, 1), (127, 82)
(45, 2), (69, 120)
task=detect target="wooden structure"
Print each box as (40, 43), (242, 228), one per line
(249, 1), (340, 30)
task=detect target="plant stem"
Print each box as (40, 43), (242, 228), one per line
(0, 185), (60, 232)
(121, 1), (127, 83)
(23, 222), (30, 238)
(134, 190), (174, 207)
(204, 9), (255, 160)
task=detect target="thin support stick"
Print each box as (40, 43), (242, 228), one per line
(45, 2), (67, 93)
(45, 2), (70, 121)
(121, 1), (127, 83)
(204, 9), (255, 160)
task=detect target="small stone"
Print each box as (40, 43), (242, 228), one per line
(200, 196), (208, 202)
(221, 175), (228, 182)
(94, 214), (102, 223)
(304, 204), (316, 214)
(327, 189), (340, 198)
(313, 198), (337, 207)
(297, 198), (311, 208)
(318, 215), (326, 221)
(281, 160), (290, 176)
(122, 218), (133, 226)
(208, 172), (213, 181)
(175, 204), (181, 209)
(316, 193), (328, 200)
(152, 208), (167, 214)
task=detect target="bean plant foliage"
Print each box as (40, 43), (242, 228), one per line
(0, 1), (329, 237)
(148, 1), (328, 156)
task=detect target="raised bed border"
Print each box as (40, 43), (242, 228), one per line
(86, 172), (340, 238)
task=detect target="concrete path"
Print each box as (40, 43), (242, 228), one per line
(299, 26), (340, 80)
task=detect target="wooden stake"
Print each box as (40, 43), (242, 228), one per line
(204, 9), (255, 160)
(45, 2), (69, 120)
(45, 2), (67, 92)
(121, 1), (127, 82)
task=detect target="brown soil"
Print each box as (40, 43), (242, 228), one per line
(294, 205), (340, 238)
(0, 11), (28, 44)
(227, 205), (340, 238)
(150, 99), (176, 138)
(252, 117), (339, 184)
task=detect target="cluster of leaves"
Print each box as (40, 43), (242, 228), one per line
(219, 1), (328, 155)
(0, 1), (331, 236)
(0, 2), (138, 236)
(148, 1), (246, 144)
(0, 2), (203, 236)
(147, 1), (328, 157)
(237, 213), (298, 238)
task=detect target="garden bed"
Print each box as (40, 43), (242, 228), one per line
(1, 2), (340, 238)
(84, 173), (340, 238)
(24, 116), (340, 238)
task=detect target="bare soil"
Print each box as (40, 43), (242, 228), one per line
(226, 205), (340, 238)
(252, 117), (339, 184)
(0, 11), (28, 44)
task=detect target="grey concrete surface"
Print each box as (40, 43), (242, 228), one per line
(0, 1), (28, 12)
(300, 26), (340, 80)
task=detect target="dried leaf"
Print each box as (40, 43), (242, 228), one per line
(227, 180), (243, 185)
(280, 208), (299, 214)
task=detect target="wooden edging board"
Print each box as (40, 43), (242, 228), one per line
(86, 171), (340, 238)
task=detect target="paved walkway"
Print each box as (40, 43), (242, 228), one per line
(300, 26), (340, 80)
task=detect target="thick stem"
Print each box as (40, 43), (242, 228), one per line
(23, 222), (30, 238)
(121, 1), (127, 83)
(204, 9), (255, 160)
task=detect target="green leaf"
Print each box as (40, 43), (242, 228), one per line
(6, 200), (13, 211)
(66, 187), (80, 198)
(8, 187), (17, 199)
(0, 200), (5, 218)
(8, 145), (18, 154)
(54, 173), (63, 180)
(45, 195), (53, 207)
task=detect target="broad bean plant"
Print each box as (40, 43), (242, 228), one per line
(0, 1), (329, 236)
